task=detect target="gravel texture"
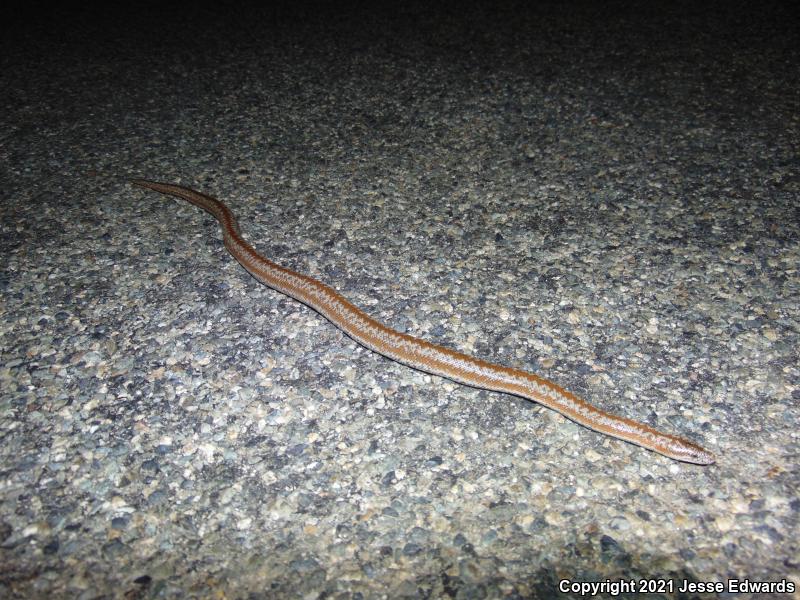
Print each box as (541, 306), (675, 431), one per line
(1, 1), (798, 598)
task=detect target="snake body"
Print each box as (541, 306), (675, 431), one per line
(132, 179), (714, 465)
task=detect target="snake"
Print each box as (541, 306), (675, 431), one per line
(132, 179), (715, 465)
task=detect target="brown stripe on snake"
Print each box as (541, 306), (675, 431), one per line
(132, 179), (715, 465)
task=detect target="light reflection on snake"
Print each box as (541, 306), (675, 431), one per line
(132, 179), (714, 465)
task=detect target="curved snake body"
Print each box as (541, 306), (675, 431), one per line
(133, 179), (714, 465)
